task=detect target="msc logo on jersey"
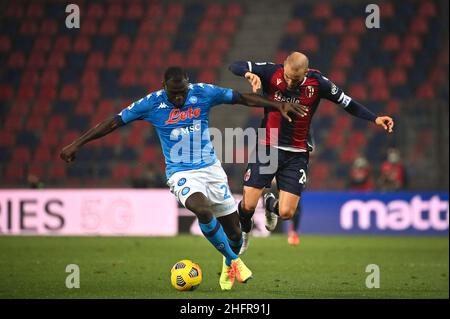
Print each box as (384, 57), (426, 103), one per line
(170, 123), (202, 139)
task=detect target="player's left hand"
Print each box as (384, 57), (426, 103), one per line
(280, 102), (309, 122)
(375, 116), (394, 133)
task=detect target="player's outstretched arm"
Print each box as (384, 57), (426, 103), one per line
(60, 115), (125, 163)
(234, 92), (308, 122)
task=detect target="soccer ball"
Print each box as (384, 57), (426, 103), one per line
(170, 259), (202, 291)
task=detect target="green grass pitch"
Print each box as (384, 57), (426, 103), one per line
(0, 235), (448, 298)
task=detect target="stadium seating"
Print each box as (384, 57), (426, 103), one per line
(0, 0), (447, 191)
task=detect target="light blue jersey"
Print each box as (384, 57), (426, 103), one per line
(119, 83), (235, 179)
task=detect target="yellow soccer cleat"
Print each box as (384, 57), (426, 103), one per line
(232, 258), (253, 283)
(219, 256), (235, 290)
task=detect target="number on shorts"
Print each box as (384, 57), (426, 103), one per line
(220, 184), (231, 200)
(299, 169), (307, 185)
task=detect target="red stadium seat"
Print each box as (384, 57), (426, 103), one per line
(132, 36), (151, 51)
(199, 20), (216, 33)
(112, 163), (131, 181)
(380, 2), (395, 18)
(313, 3), (332, 19)
(127, 52), (145, 68)
(7, 51), (26, 68)
(112, 35), (131, 52)
(73, 36), (91, 53)
(27, 164), (45, 179)
(6, 2), (24, 18)
(54, 36), (72, 52)
(167, 3), (184, 18)
(382, 34), (401, 51)
(60, 84), (79, 101)
(206, 3), (223, 18)
(106, 3), (123, 18)
(75, 100), (95, 116)
(0, 84), (14, 100)
(81, 86), (100, 100)
(47, 52), (65, 68)
(102, 132), (122, 146)
(368, 68), (385, 86)
(388, 68), (407, 86)
(403, 35), (422, 51)
(19, 20), (39, 35)
(16, 85), (35, 100)
(326, 69), (346, 86)
(340, 147), (358, 164)
(40, 19), (57, 35)
(153, 37), (171, 52)
(286, 19), (304, 35)
(395, 51), (414, 67)
(26, 2), (44, 18)
(4, 163), (25, 183)
(41, 129), (60, 147)
(126, 3), (144, 19)
(33, 36), (51, 51)
(326, 18), (345, 35)
(47, 115), (66, 131)
(348, 84), (368, 100)
(274, 51), (288, 64)
(80, 19), (98, 35)
(81, 70), (99, 86)
(87, 3), (104, 19)
(160, 20), (178, 34)
(27, 116), (45, 131)
(139, 20), (157, 34)
(12, 146), (31, 163)
(140, 71), (160, 87)
(348, 18), (366, 34)
(205, 52), (223, 68)
(0, 131), (16, 147)
(416, 84), (435, 99)
(0, 35), (12, 52)
(146, 4), (163, 17)
(211, 36), (230, 52)
(33, 148), (52, 162)
(418, 2), (437, 17)
(87, 52), (105, 68)
(317, 100), (338, 116)
(370, 85), (390, 101)
(99, 19), (118, 35)
(27, 52), (46, 68)
(37, 85), (57, 100)
(185, 52), (202, 68)
(385, 100), (400, 115)
(106, 52), (124, 69)
(198, 69), (217, 83)
(340, 35), (359, 52)
(299, 35), (319, 53)
(48, 163), (66, 179)
(410, 18), (429, 34)
(332, 51), (352, 68)
(41, 69), (59, 86)
(166, 52), (183, 66)
(140, 147), (158, 162)
(219, 19), (236, 34)
(191, 37), (209, 53)
(226, 3), (243, 18)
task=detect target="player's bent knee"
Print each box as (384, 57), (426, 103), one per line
(278, 207), (296, 220)
(241, 200), (257, 213)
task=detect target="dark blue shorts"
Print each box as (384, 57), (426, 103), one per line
(243, 145), (309, 196)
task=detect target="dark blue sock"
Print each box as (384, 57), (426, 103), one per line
(199, 217), (238, 266)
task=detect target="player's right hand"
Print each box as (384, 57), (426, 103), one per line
(60, 143), (79, 163)
(244, 72), (262, 93)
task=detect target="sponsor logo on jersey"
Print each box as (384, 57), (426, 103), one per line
(276, 78), (282, 86)
(273, 91), (301, 104)
(158, 102), (169, 109)
(181, 187), (191, 196)
(170, 123), (202, 139)
(165, 107), (201, 125)
(177, 178), (187, 186)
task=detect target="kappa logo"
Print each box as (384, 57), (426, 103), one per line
(158, 102), (169, 109)
(244, 168), (251, 182)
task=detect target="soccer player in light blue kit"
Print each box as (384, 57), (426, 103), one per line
(60, 67), (307, 290)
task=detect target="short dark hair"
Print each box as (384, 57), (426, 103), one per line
(164, 66), (188, 83)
